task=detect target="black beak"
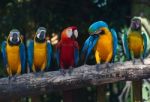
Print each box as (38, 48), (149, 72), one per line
(39, 31), (45, 39)
(71, 34), (76, 39)
(12, 33), (18, 42)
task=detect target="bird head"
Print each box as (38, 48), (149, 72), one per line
(35, 27), (46, 42)
(8, 29), (21, 45)
(61, 26), (78, 40)
(88, 21), (108, 37)
(130, 17), (141, 30)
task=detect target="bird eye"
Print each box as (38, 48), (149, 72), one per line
(74, 30), (78, 38)
(98, 30), (105, 35)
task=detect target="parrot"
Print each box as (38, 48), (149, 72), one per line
(122, 17), (147, 64)
(81, 21), (118, 68)
(56, 26), (79, 102)
(27, 27), (52, 76)
(56, 26), (79, 75)
(122, 17), (148, 102)
(81, 21), (118, 102)
(1, 29), (26, 79)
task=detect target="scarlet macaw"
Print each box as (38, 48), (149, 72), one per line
(56, 26), (79, 75)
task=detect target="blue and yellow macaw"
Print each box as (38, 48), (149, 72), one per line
(81, 21), (118, 67)
(28, 27), (52, 75)
(1, 29), (26, 79)
(122, 17), (147, 64)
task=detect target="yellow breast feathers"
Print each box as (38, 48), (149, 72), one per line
(94, 28), (113, 63)
(33, 41), (47, 71)
(128, 31), (144, 57)
(6, 44), (21, 75)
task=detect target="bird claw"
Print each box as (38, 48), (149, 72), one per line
(59, 69), (66, 76)
(140, 58), (145, 65)
(68, 67), (73, 75)
(96, 64), (100, 72)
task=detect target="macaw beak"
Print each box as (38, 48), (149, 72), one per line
(39, 31), (45, 40)
(11, 33), (19, 44)
(71, 34), (76, 39)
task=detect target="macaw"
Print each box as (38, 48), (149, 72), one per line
(122, 17), (148, 102)
(56, 26), (79, 75)
(28, 27), (52, 75)
(1, 29), (26, 79)
(81, 21), (118, 68)
(122, 17), (147, 64)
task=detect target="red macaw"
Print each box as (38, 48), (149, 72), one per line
(56, 26), (79, 75)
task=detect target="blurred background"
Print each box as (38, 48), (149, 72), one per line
(0, 0), (150, 102)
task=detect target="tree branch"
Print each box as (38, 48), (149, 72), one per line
(0, 58), (150, 99)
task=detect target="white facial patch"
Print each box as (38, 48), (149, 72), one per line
(36, 30), (46, 39)
(66, 29), (72, 38)
(10, 37), (20, 42)
(74, 30), (78, 38)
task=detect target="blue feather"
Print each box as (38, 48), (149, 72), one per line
(142, 32), (147, 58)
(56, 46), (60, 66)
(46, 42), (52, 70)
(111, 29), (118, 60)
(74, 47), (79, 66)
(1, 41), (7, 68)
(81, 35), (99, 63)
(122, 31), (130, 60)
(27, 40), (34, 71)
(19, 43), (26, 73)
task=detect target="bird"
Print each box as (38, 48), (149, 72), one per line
(1, 29), (26, 80)
(122, 17), (147, 64)
(81, 21), (118, 102)
(56, 26), (79, 102)
(81, 21), (118, 70)
(27, 27), (52, 76)
(56, 26), (79, 75)
(122, 17), (148, 102)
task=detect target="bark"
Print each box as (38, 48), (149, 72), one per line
(0, 58), (150, 100)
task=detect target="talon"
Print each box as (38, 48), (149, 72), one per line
(96, 63), (100, 72)
(68, 67), (73, 75)
(60, 69), (66, 76)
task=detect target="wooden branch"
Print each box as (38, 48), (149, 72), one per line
(1, 58), (150, 100)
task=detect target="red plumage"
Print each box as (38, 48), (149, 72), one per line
(56, 26), (79, 69)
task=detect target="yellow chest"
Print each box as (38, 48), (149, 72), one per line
(6, 44), (21, 70)
(33, 42), (47, 67)
(128, 32), (143, 56)
(94, 33), (113, 61)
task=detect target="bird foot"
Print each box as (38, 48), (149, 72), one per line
(140, 58), (145, 65)
(59, 69), (66, 76)
(68, 67), (73, 76)
(96, 63), (101, 72)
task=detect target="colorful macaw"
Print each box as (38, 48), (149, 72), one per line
(1, 29), (26, 79)
(81, 21), (118, 67)
(122, 17), (147, 64)
(122, 17), (148, 102)
(28, 27), (52, 75)
(56, 26), (79, 75)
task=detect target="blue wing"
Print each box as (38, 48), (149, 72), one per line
(1, 41), (7, 68)
(19, 43), (26, 73)
(56, 44), (60, 66)
(111, 29), (118, 61)
(74, 45), (79, 66)
(122, 31), (130, 60)
(81, 35), (99, 63)
(46, 42), (52, 70)
(142, 32), (147, 58)
(27, 40), (34, 71)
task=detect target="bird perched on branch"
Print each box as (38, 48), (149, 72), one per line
(81, 21), (118, 70)
(27, 27), (52, 76)
(1, 29), (26, 79)
(56, 26), (79, 75)
(81, 21), (118, 102)
(122, 17), (149, 102)
(122, 17), (148, 64)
